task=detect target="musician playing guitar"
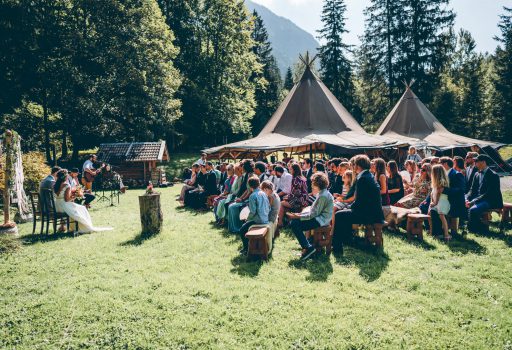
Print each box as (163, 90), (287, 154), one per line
(82, 154), (105, 190)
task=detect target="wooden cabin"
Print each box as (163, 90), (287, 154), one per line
(98, 141), (170, 184)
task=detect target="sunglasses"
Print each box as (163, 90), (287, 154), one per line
(421, 168), (428, 172)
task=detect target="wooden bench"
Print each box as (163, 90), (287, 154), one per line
(245, 226), (270, 260)
(500, 203), (512, 232)
(406, 214), (430, 241)
(310, 225), (332, 255)
(364, 223), (384, 247)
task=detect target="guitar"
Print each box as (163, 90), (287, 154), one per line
(83, 163), (106, 182)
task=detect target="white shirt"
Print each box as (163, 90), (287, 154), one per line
(277, 172), (293, 194)
(82, 160), (94, 175)
(196, 158), (206, 166)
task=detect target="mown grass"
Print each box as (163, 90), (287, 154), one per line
(0, 188), (511, 349)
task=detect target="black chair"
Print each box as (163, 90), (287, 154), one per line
(29, 192), (45, 235)
(41, 189), (78, 234)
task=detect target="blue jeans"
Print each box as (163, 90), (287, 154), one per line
(228, 202), (247, 233)
(468, 201), (491, 233)
(290, 218), (320, 249)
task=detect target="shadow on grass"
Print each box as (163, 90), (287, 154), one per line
(21, 231), (79, 245)
(447, 234), (487, 255)
(175, 205), (210, 217)
(288, 253), (334, 282)
(383, 229), (437, 251)
(209, 222), (238, 244)
(120, 231), (159, 246)
(334, 240), (390, 282)
(470, 225), (512, 247)
(230, 254), (264, 277)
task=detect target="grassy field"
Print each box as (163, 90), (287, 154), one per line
(0, 186), (511, 349)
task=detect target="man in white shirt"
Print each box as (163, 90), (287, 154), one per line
(275, 165), (292, 198)
(82, 154), (103, 190)
(196, 153), (207, 166)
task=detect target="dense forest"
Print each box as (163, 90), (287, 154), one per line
(0, 0), (511, 163)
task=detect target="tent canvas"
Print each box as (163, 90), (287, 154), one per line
(204, 54), (405, 158)
(375, 86), (504, 151)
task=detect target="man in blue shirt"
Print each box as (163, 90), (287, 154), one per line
(239, 176), (270, 255)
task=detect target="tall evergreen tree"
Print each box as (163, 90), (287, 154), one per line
(250, 10), (282, 135)
(284, 67), (294, 90)
(494, 6), (512, 143)
(317, 0), (354, 113)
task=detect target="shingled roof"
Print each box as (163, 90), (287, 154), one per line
(98, 141), (169, 163)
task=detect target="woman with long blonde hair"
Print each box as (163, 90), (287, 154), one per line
(430, 164), (451, 241)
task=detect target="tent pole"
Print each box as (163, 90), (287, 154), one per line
(309, 144), (313, 160)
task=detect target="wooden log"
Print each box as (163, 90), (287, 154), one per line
(138, 193), (163, 235)
(3, 130), (14, 227)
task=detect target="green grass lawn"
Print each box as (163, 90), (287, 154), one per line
(1, 189), (511, 349)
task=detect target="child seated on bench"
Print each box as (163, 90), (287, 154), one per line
(239, 176), (270, 256)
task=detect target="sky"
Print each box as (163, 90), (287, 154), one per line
(252, 0), (511, 54)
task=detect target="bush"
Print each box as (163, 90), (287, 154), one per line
(0, 152), (50, 194)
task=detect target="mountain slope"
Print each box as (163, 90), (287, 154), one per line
(245, 0), (319, 75)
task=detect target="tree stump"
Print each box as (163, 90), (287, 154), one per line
(138, 193), (163, 235)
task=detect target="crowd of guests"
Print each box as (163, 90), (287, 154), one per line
(179, 147), (504, 261)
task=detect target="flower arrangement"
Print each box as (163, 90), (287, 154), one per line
(146, 181), (154, 195)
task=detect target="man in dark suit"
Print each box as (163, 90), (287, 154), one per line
(332, 155), (384, 253)
(430, 157), (466, 236)
(466, 154), (503, 233)
(302, 158), (313, 193)
(464, 152), (479, 194)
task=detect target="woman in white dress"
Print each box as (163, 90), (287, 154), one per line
(54, 170), (112, 233)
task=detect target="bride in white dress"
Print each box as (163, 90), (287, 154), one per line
(54, 170), (112, 233)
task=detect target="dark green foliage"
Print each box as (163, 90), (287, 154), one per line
(284, 67), (294, 90)
(494, 7), (512, 143)
(251, 10), (282, 135)
(317, 0), (355, 116)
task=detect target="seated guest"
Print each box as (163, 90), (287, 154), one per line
(434, 157), (466, 236)
(464, 152), (479, 194)
(401, 160), (418, 193)
(287, 172), (334, 261)
(431, 157), (440, 165)
(313, 162), (325, 173)
(69, 168), (95, 208)
(181, 164), (202, 205)
(334, 170), (355, 211)
(406, 146), (422, 163)
(238, 176), (270, 255)
(328, 158), (342, 194)
(39, 166), (61, 213)
(217, 163), (228, 191)
(261, 180), (280, 224)
(275, 165), (292, 198)
(254, 161), (269, 182)
(333, 155), (384, 252)
(185, 163), (219, 209)
(387, 161), (404, 205)
(330, 162), (348, 195)
(228, 160), (254, 233)
(466, 155), (503, 234)
(374, 158), (390, 206)
(396, 163), (431, 209)
(213, 164), (237, 222)
(278, 163), (308, 227)
(196, 153), (207, 166)
(301, 158), (313, 193)
(453, 156), (465, 176)
(267, 164), (280, 189)
(429, 164), (451, 240)
(216, 164), (243, 225)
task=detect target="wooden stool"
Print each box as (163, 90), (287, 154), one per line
(245, 226), (269, 260)
(364, 223), (384, 247)
(311, 225), (333, 255)
(500, 203), (512, 232)
(406, 214), (430, 241)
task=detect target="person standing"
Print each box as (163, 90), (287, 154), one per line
(406, 146), (422, 163)
(301, 158), (313, 193)
(82, 154), (103, 191)
(466, 155), (503, 234)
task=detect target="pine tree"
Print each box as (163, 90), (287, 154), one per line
(494, 6), (512, 142)
(317, 0), (354, 112)
(250, 10), (282, 135)
(284, 67), (294, 90)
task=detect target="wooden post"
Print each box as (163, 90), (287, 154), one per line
(138, 193), (162, 235)
(1, 130), (17, 234)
